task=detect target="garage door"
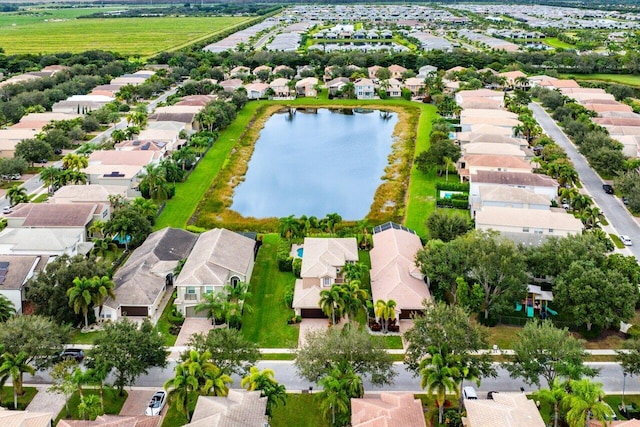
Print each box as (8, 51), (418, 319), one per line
(301, 308), (326, 318)
(185, 306), (209, 318)
(121, 306), (148, 317)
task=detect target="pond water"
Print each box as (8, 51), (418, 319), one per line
(230, 108), (398, 220)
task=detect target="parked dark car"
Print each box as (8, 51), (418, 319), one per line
(57, 348), (85, 363)
(603, 184), (614, 194)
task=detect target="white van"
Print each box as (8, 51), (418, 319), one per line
(463, 386), (478, 400)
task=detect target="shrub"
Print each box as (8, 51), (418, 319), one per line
(436, 182), (470, 192)
(284, 283), (294, 308)
(277, 240), (293, 272)
(186, 224), (206, 233)
(627, 324), (640, 339)
(292, 258), (302, 278)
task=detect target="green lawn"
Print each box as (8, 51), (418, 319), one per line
(544, 37), (576, 49)
(69, 329), (104, 345)
(241, 234), (300, 348)
(55, 388), (128, 422)
(560, 73), (640, 88)
(0, 16), (253, 56)
(270, 393), (330, 427)
(162, 394), (197, 427)
(0, 386), (38, 410)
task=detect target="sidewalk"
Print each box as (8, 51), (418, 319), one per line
(26, 385), (67, 415)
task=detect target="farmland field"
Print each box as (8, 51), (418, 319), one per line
(0, 13), (253, 56)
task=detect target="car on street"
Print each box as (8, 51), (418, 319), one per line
(620, 235), (633, 246)
(2, 207), (11, 214)
(57, 348), (85, 363)
(622, 196), (629, 205)
(145, 390), (166, 416)
(603, 184), (614, 194)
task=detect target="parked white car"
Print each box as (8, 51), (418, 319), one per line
(620, 235), (633, 246)
(145, 390), (166, 416)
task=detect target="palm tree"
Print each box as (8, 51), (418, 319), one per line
(0, 351), (35, 409)
(164, 362), (198, 421)
(0, 294), (15, 322)
(62, 153), (88, 171)
(91, 237), (117, 258)
(581, 206), (602, 229)
(562, 379), (610, 427)
(132, 197), (158, 220)
(534, 379), (567, 427)
(241, 366), (286, 416)
(341, 262), (368, 283)
(126, 111), (147, 128)
(278, 215), (300, 240)
(90, 276), (116, 323)
(318, 361), (363, 426)
(110, 129), (127, 145)
(67, 276), (94, 328)
(194, 291), (225, 325)
(340, 280), (369, 323)
(420, 345), (460, 425)
(323, 213), (342, 235)
(40, 166), (61, 194)
(140, 164), (169, 202)
(182, 350), (232, 396)
(78, 394), (102, 420)
(571, 194), (593, 214)
(6, 185), (27, 206)
(374, 299), (397, 333)
(319, 285), (346, 325)
(63, 170), (88, 185)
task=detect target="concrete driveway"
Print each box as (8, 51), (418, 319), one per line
(120, 389), (159, 416)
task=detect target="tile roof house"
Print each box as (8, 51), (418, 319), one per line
(0, 228), (86, 256)
(368, 65), (382, 79)
(385, 78), (402, 98)
(458, 155), (533, 181)
(102, 227), (198, 322)
(351, 393), (427, 427)
(293, 237), (358, 317)
(0, 407), (54, 427)
(472, 185), (552, 217)
(185, 390), (268, 427)
(48, 184), (128, 208)
(475, 206), (583, 246)
(269, 78), (291, 97)
(174, 228), (256, 317)
(295, 77), (319, 97)
(149, 105), (203, 130)
(388, 64), (408, 79)
(354, 78), (376, 100)
(462, 143), (527, 159)
(470, 171), (559, 203)
(462, 393), (545, 427)
(244, 82), (270, 99)
(0, 255), (44, 314)
(83, 150), (160, 194)
(403, 77), (426, 96)
(326, 77), (350, 96)
(57, 415), (159, 427)
(370, 225), (430, 319)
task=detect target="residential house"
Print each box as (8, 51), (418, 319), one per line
(296, 65), (315, 78)
(136, 120), (187, 152)
(0, 407), (53, 427)
(252, 65), (272, 77)
(583, 103), (634, 114)
(475, 206), (583, 245)
(14, 112), (82, 133)
(176, 94), (217, 107)
(460, 109), (518, 120)
(269, 77), (291, 97)
(89, 84), (123, 98)
(458, 155), (533, 181)
(384, 78), (402, 97)
(295, 77), (319, 97)
(244, 82), (270, 100)
(417, 65), (437, 78)
(101, 227), (198, 322)
(273, 65), (294, 76)
(403, 77), (425, 96)
(388, 64), (408, 79)
(326, 77), (350, 96)
(457, 133), (527, 149)
(84, 150), (160, 193)
(49, 184), (128, 207)
(219, 79), (244, 93)
(0, 255), (44, 314)
(468, 124), (514, 136)
(472, 185), (552, 217)
(230, 66), (250, 79)
(114, 139), (167, 154)
(354, 78), (376, 100)
(185, 390), (268, 427)
(538, 79), (580, 89)
(370, 223), (430, 319)
(0, 128), (39, 158)
(368, 65), (382, 79)
(462, 393), (545, 427)
(460, 115), (521, 130)
(149, 105), (203, 130)
(470, 170), (559, 203)
(0, 228), (87, 257)
(351, 393), (427, 427)
(58, 415), (159, 427)
(51, 95), (114, 114)
(174, 228), (256, 317)
(292, 237), (358, 318)
(462, 143), (528, 160)
(455, 89), (505, 107)
(498, 70), (527, 88)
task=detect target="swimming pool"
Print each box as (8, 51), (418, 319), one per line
(297, 247), (304, 257)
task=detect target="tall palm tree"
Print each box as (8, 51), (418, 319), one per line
(182, 350), (232, 396)
(534, 379), (567, 427)
(91, 237), (117, 258)
(110, 129), (126, 145)
(140, 164), (169, 202)
(90, 276), (116, 323)
(6, 185), (28, 206)
(0, 294), (15, 322)
(341, 280), (369, 323)
(132, 197), (158, 220)
(241, 366), (286, 416)
(78, 394), (102, 420)
(194, 291), (225, 325)
(0, 351), (35, 409)
(561, 379), (610, 427)
(420, 345), (460, 425)
(341, 262), (368, 283)
(278, 215), (300, 240)
(40, 166), (61, 194)
(62, 153), (88, 171)
(318, 361), (363, 426)
(581, 206), (602, 230)
(164, 362), (198, 421)
(319, 285), (346, 326)
(374, 299), (397, 333)
(67, 276), (94, 328)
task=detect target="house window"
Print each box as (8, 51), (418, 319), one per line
(548, 228), (554, 233)
(322, 277), (331, 287)
(204, 286), (214, 294)
(523, 227), (529, 233)
(534, 230), (543, 234)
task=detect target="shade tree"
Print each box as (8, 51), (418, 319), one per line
(186, 328), (260, 377)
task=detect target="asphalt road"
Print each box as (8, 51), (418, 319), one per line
(23, 361), (640, 395)
(529, 102), (640, 261)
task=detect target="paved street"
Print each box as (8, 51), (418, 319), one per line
(22, 361), (640, 395)
(530, 102), (640, 261)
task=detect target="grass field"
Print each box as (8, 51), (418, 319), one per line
(560, 73), (640, 88)
(55, 388), (128, 422)
(0, 15), (253, 56)
(544, 37), (576, 49)
(270, 393), (330, 427)
(0, 386), (37, 411)
(241, 234), (300, 348)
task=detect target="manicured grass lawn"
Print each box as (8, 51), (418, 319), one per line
(560, 73), (640, 88)
(0, 16), (253, 56)
(611, 234), (626, 249)
(55, 388), (128, 422)
(69, 329), (104, 345)
(162, 395), (196, 427)
(544, 37), (576, 49)
(155, 101), (263, 229)
(0, 386), (38, 410)
(270, 393), (330, 427)
(486, 324), (521, 349)
(241, 234), (300, 348)
(157, 291), (180, 346)
(605, 394), (640, 421)
(260, 353), (296, 360)
(373, 335), (404, 349)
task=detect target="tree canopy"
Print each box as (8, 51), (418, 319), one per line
(185, 328), (260, 377)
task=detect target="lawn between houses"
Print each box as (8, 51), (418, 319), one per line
(155, 93), (440, 239)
